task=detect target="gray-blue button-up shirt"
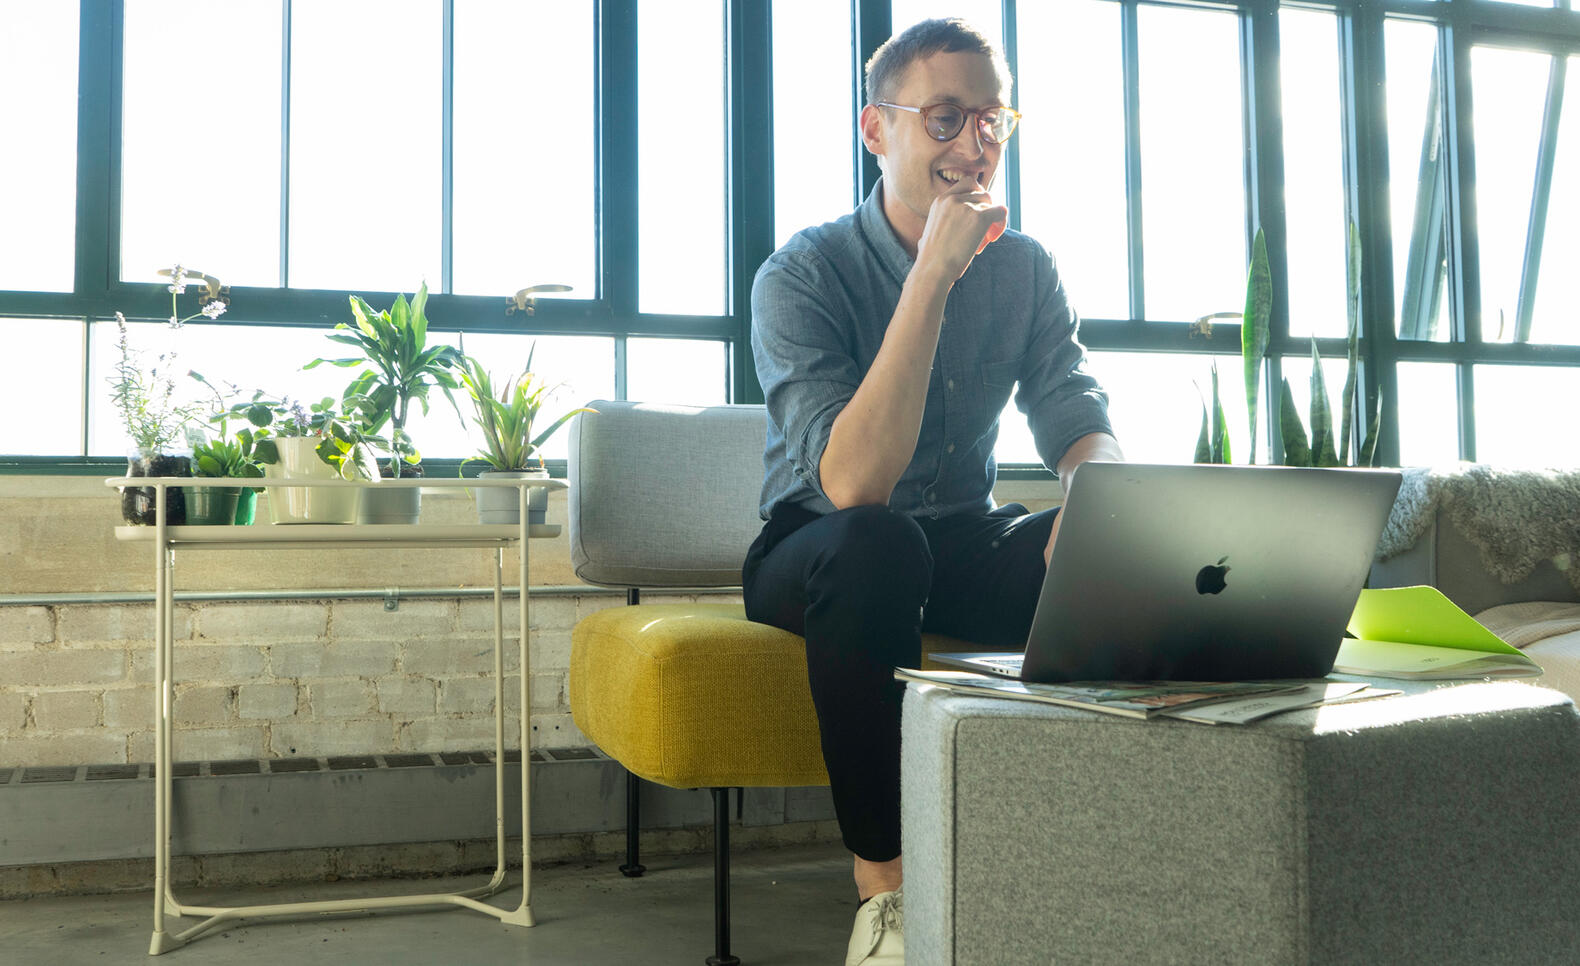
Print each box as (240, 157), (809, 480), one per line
(751, 179), (1113, 520)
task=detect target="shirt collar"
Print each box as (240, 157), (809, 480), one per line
(856, 177), (917, 286)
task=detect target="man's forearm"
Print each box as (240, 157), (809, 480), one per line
(1055, 432), (1124, 498)
(819, 265), (953, 509)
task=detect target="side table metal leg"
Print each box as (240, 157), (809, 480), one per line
(621, 770), (646, 877)
(706, 787), (740, 966)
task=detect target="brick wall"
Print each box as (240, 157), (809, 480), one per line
(0, 591), (738, 767)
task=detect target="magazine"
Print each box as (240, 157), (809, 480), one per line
(1158, 682), (1400, 725)
(893, 668), (1302, 720)
(1336, 586), (1542, 680)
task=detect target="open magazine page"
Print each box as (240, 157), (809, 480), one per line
(1159, 682), (1401, 725)
(894, 668), (1299, 719)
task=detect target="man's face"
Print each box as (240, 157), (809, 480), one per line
(862, 50), (1008, 250)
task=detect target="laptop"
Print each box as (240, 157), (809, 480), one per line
(931, 462), (1403, 683)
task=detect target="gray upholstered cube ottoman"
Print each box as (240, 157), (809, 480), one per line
(901, 681), (1580, 965)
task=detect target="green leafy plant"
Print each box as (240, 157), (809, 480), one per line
(219, 393), (380, 481)
(305, 282), (464, 478)
(187, 371), (264, 481)
(1193, 228), (1270, 464)
(1276, 222), (1382, 467)
(458, 348), (595, 472)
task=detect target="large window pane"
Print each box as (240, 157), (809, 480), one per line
(289, 0), (442, 292)
(1137, 5), (1245, 323)
(407, 334), (613, 462)
(890, 1), (1001, 38)
(1279, 8), (1348, 340)
(0, 319), (83, 455)
(0, 6), (79, 293)
(1017, 0), (1128, 321)
(1395, 361), (1460, 466)
(88, 319), (352, 457)
(1085, 351), (1244, 465)
(1471, 45), (1551, 343)
(1275, 353), (1359, 463)
(1529, 56), (1580, 346)
(638, 0), (726, 316)
(1474, 365), (1580, 467)
(627, 338), (727, 406)
(772, 0), (856, 246)
(122, 1), (282, 288)
(1386, 19), (1450, 342)
(452, 1), (595, 300)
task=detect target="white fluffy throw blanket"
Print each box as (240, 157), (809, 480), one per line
(1377, 464), (1580, 592)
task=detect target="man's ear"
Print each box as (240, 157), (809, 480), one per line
(859, 103), (885, 158)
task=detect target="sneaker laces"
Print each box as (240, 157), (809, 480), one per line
(859, 889), (903, 957)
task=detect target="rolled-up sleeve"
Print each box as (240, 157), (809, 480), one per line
(1014, 245), (1115, 474)
(750, 249), (862, 501)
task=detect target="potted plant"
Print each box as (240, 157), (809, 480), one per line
(458, 348), (594, 525)
(228, 394), (378, 524)
(186, 371), (267, 524)
(110, 314), (204, 525)
(306, 282), (464, 525)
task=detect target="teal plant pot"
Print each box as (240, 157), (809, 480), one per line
(233, 488), (258, 525)
(185, 487), (240, 525)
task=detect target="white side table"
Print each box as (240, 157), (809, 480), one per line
(105, 475), (563, 955)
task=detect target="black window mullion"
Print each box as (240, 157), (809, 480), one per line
(1340, 3), (1400, 467)
(1239, 0), (1288, 463)
(1514, 53), (1565, 344)
(441, 0), (455, 295)
(853, 0), (890, 202)
(599, 0), (639, 332)
(1439, 21), (1480, 459)
(1120, 0), (1145, 323)
(79, 1), (117, 301)
(279, 0), (292, 288)
(728, 0), (773, 405)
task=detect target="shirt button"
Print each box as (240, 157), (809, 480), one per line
(945, 443), (956, 454)
(946, 379), (956, 391)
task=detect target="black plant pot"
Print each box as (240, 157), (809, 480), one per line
(121, 453), (191, 526)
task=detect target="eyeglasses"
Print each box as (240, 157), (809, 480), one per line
(876, 102), (1022, 144)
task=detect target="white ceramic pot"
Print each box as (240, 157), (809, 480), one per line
(476, 469), (549, 525)
(266, 437), (360, 525)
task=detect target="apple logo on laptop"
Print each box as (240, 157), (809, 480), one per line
(1195, 556), (1231, 595)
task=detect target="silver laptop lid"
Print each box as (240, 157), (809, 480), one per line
(1021, 462), (1402, 683)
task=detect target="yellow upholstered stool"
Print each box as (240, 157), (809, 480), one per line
(571, 602), (971, 790)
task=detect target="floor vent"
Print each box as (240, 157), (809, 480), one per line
(2, 749), (607, 787)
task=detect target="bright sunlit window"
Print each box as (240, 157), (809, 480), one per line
(0, 5), (79, 293)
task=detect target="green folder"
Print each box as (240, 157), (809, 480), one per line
(1335, 585), (1542, 680)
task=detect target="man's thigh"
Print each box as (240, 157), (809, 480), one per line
(919, 504), (1057, 649)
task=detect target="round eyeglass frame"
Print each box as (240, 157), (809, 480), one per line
(876, 101), (1022, 144)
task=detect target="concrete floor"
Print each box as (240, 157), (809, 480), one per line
(0, 841), (856, 966)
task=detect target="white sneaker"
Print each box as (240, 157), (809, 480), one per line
(845, 888), (903, 965)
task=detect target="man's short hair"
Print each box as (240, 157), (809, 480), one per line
(864, 18), (1012, 106)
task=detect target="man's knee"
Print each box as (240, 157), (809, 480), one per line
(811, 505), (931, 597)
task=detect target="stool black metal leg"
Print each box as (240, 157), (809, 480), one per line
(620, 769), (645, 877)
(706, 787), (740, 966)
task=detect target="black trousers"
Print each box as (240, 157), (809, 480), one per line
(741, 501), (1058, 861)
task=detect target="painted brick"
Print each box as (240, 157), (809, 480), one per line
(575, 595), (629, 621)
(0, 691), (29, 733)
(173, 685), (233, 726)
(197, 601), (329, 643)
(309, 680), (374, 718)
(269, 641), (399, 679)
(531, 627), (573, 671)
(529, 711), (591, 749)
(530, 672), (564, 712)
(0, 650), (125, 687)
(400, 637), (498, 676)
(376, 678), (436, 716)
(403, 715), (497, 752)
(455, 598), (523, 635)
(237, 683), (298, 720)
(31, 690), (100, 730)
(0, 733), (125, 767)
(436, 677), (495, 715)
(171, 726), (266, 762)
(271, 719), (390, 758)
(0, 606), (54, 647)
(102, 687), (155, 731)
(55, 604), (193, 645)
(332, 600), (455, 639)
(127, 645), (265, 683)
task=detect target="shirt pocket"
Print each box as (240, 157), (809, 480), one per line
(980, 359), (1019, 392)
